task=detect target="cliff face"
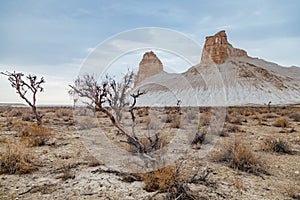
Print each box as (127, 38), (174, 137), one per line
(133, 30), (300, 106)
(134, 51), (163, 86)
(200, 30), (248, 65)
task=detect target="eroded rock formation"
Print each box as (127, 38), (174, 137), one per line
(135, 51), (163, 86)
(201, 30), (248, 65)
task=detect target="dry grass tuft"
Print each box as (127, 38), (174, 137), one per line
(261, 136), (292, 154)
(229, 116), (243, 125)
(0, 140), (37, 174)
(20, 124), (52, 147)
(141, 166), (176, 192)
(283, 184), (300, 199)
(273, 118), (289, 128)
(234, 177), (245, 193)
(225, 124), (241, 133)
(200, 112), (211, 126)
(55, 108), (72, 118)
(75, 117), (98, 130)
(57, 163), (75, 181)
(212, 138), (267, 175)
(166, 114), (181, 128)
(289, 112), (300, 122)
(137, 107), (149, 117)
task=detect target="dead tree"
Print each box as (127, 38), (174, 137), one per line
(267, 101), (272, 111)
(1, 71), (45, 125)
(69, 72), (162, 159)
(108, 71), (135, 122)
(129, 90), (145, 138)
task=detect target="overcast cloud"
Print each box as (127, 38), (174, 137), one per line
(0, 0), (299, 104)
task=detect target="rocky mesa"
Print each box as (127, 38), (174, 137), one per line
(133, 30), (300, 106)
(134, 51), (163, 86)
(200, 30), (248, 65)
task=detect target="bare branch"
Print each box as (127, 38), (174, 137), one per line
(1, 71), (45, 125)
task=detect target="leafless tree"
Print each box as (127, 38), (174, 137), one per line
(1, 71), (45, 125)
(108, 70), (135, 122)
(68, 72), (162, 160)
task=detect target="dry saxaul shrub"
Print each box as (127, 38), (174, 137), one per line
(273, 118), (289, 128)
(137, 107), (149, 117)
(170, 117), (181, 129)
(165, 114), (181, 128)
(58, 163), (75, 181)
(141, 166), (176, 192)
(283, 184), (300, 199)
(7, 108), (23, 117)
(289, 112), (300, 122)
(200, 112), (211, 126)
(212, 138), (267, 175)
(55, 108), (72, 118)
(261, 136), (292, 154)
(0, 140), (37, 174)
(75, 117), (98, 130)
(20, 124), (52, 147)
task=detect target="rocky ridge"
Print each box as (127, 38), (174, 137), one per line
(134, 51), (163, 86)
(200, 30), (248, 65)
(133, 31), (300, 106)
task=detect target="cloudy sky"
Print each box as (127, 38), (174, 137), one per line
(0, 0), (299, 105)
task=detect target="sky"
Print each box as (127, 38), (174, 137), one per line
(0, 0), (299, 105)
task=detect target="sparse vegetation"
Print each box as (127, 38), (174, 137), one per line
(283, 184), (300, 199)
(273, 118), (289, 128)
(59, 163), (75, 181)
(20, 124), (52, 147)
(0, 140), (37, 174)
(212, 138), (267, 175)
(290, 112), (300, 122)
(142, 165), (176, 192)
(68, 72), (165, 163)
(0, 105), (299, 199)
(1, 71), (45, 125)
(261, 136), (292, 154)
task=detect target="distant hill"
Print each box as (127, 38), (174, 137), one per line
(0, 103), (27, 107)
(134, 30), (300, 106)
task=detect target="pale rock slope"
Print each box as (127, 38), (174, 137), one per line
(134, 31), (300, 106)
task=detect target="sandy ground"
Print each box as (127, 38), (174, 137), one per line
(0, 106), (299, 199)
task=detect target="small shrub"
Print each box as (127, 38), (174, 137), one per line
(141, 166), (176, 192)
(147, 119), (159, 130)
(290, 112), (300, 122)
(264, 113), (278, 119)
(191, 129), (207, 149)
(170, 117), (181, 129)
(86, 156), (102, 167)
(226, 124), (241, 133)
(261, 136), (292, 154)
(187, 111), (196, 122)
(234, 177), (245, 192)
(219, 130), (229, 137)
(283, 184), (300, 199)
(212, 138), (266, 174)
(56, 108), (72, 118)
(137, 107), (149, 117)
(58, 163), (75, 180)
(0, 140), (37, 174)
(76, 117), (98, 130)
(230, 117), (242, 125)
(21, 124), (52, 147)
(165, 114), (174, 123)
(142, 116), (151, 128)
(165, 114), (181, 128)
(273, 118), (289, 128)
(8, 109), (23, 117)
(22, 114), (33, 122)
(200, 113), (211, 126)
